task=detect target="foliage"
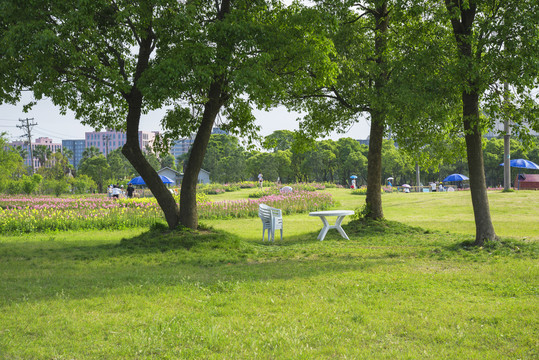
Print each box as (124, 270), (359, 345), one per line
(20, 174), (42, 195)
(0, 133), (24, 191)
(197, 183), (241, 195)
(106, 149), (136, 181)
(77, 155), (110, 193)
(70, 175), (97, 194)
(351, 187), (368, 196)
(41, 178), (70, 197)
(33, 145), (52, 168)
(202, 135), (248, 183)
(37, 152), (73, 180)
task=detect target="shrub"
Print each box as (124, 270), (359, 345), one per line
(351, 187), (368, 195)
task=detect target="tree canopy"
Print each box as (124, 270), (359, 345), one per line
(0, 0), (338, 230)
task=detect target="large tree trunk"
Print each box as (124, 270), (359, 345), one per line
(178, 80), (224, 229)
(121, 32), (180, 230)
(365, 110), (385, 219)
(462, 92), (497, 245)
(177, 0), (230, 230)
(446, 0), (497, 245)
(364, 1), (388, 220)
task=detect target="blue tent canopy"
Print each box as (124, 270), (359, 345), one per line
(443, 173), (469, 182)
(129, 175), (174, 185)
(499, 159), (539, 170)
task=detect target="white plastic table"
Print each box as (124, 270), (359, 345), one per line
(309, 210), (354, 241)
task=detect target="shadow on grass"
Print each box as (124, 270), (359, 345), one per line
(2, 221), (535, 306)
(444, 237), (538, 257)
(343, 218), (427, 238)
(0, 224), (404, 306)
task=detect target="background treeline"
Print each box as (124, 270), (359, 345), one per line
(192, 130), (539, 188)
(2, 130), (538, 195)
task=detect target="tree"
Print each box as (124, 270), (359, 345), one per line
(62, 148), (75, 168)
(20, 174), (42, 195)
(381, 140), (414, 185)
(288, 1), (456, 218)
(38, 152), (73, 180)
(70, 174), (97, 194)
(78, 155), (110, 193)
(42, 178), (70, 196)
(263, 130), (296, 152)
(0, 132), (24, 191)
(160, 153), (176, 171)
(82, 146), (101, 160)
(2, 0), (336, 231)
(33, 145), (52, 168)
(442, 0), (539, 245)
(107, 148), (136, 181)
(152, 1), (337, 228)
(13, 145), (28, 161)
(202, 134), (248, 182)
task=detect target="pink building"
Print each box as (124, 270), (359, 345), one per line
(8, 137), (62, 169)
(85, 130), (159, 156)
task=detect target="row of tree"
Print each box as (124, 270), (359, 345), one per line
(198, 132), (539, 188)
(1, 1), (538, 245)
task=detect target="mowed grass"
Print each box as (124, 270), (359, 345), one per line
(0, 188), (537, 359)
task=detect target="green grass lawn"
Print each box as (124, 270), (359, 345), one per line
(1, 188), (537, 359)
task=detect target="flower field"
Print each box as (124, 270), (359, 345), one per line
(199, 191), (335, 219)
(0, 191), (334, 233)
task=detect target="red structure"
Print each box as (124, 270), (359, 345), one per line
(515, 174), (539, 190)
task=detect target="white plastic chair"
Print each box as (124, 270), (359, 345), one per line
(258, 203), (283, 241)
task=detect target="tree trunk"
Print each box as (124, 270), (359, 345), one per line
(462, 92), (497, 245)
(364, 1), (388, 220)
(121, 32), (180, 230)
(365, 110), (385, 219)
(177, 0), (231, 230)
(179, 79), (224, 229)
(446, 0), (497, 245)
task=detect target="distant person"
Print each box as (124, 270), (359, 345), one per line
(439, 183), (444, 192)
(107, 185), (113, 198)
(258, 173), (263, 188)
(127, 184), (135, 198)
(431, 182), (436, 192)
(112, 185), (121, 199)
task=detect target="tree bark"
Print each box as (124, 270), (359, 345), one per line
(365, 110), (385, 219)
(462, 92), (497, 245)
(178, 79), (224, 229)
(364, 1), (388, 220)
(121, 31), (180, 230)
(177, 0), (231, 229)
(446, 0), (497, 245)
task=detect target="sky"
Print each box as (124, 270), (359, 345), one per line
(0, 93), (371, 145)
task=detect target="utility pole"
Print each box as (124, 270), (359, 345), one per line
(104, 134), (110, 157)
(415, 162), (420, 193)
(16, 117), (37, 174)
(503, 83), (511, 191)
